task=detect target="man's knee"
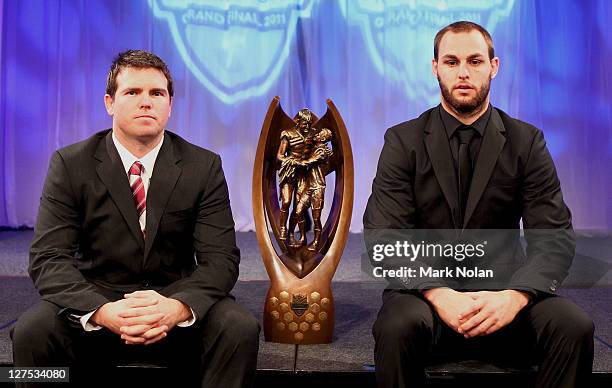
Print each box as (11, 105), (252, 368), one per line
(373, 310), (432, 343)
(228, 309), (260, 345)
(207, 299), (260, 346)
(12, 301), (65, 361)
(373, 293), (434, 344)
(552, 304), (594, 344)
(535, 297), (594, 345)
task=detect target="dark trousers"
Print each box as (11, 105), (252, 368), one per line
(373, 290), (594, 388)
(11, 297), (260, 388)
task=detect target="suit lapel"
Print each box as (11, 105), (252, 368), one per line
(144, 133), (182, 261)
(463, 109), (506, 228)
(95, 132), (145, 250)
(424, 108), (460, 228)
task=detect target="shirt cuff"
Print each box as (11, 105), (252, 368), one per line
(176, 308), (196, 327)
(76, 310), (103, 332)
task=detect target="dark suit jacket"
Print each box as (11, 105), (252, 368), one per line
(363, 106), (574, 294)
(29, 129), (239, 320)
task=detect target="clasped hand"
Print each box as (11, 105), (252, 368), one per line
(91, 290), (192, 345)
(423, 288), (530, 338)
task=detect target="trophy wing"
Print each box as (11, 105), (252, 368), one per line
(312, 99), (354, 271)
(253, 97), (295, 280)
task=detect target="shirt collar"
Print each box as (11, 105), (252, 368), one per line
(111, 131), (164, 176)
(439, 104), (491, 138)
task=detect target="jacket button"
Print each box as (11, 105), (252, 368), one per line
(552, 280), (558, 285)
(549, 286), (556, 292)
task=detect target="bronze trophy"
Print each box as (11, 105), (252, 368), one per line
(253, 97), (354, 344)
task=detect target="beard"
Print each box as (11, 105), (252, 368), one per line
(438, 75), (491, 116)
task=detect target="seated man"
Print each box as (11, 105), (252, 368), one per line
(364, 21), (594, 388)
(11, 50), (259, 387)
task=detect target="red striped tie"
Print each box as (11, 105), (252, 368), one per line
(129, 161), (146, 236)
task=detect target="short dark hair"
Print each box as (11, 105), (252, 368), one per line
(293, 108), (313, 124)
(434, 21), (495, 60)
(105, 50), (174, 98)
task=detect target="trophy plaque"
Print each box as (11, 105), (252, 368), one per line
(252, 97), (354, 344)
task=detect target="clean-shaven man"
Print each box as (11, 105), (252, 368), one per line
(12, 50), (259, 387)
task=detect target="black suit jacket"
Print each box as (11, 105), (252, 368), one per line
(363, 106), (574, 294)
(29, 130), (239, 320)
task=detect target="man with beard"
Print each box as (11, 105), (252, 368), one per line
(364, 21), (593, 387)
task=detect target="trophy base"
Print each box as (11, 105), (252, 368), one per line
(263, 286), (334, 344)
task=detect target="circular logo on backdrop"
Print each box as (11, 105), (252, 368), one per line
(149, 0), (314, 104)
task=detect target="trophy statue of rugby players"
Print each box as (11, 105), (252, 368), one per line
(253, 97), (353, 344)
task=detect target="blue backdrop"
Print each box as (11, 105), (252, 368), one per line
(1, 0), (610, 231)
